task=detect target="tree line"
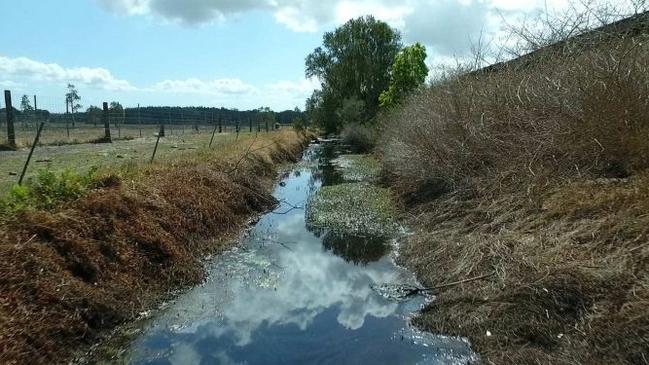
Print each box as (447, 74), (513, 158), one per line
(2, 83), (304, 127)
(2, 104), (303, 128)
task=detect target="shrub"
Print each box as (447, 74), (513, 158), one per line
(380, 29), (649, 193)
(341, 123), (376, 153)
(292, 118), (305, 132)
(0, 167), (98, 216)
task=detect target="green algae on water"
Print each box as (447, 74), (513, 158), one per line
(306, 182), (398, 237)
(332, 154), (381, 182)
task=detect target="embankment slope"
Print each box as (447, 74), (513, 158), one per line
(380, 13), (649, 365)
(0, 130), (311, 364)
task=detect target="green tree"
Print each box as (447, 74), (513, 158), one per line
(336, 97), (365, 125)
(109, 102), (124, 127)
(379, 43), (429, 107)
(65, 84), (82, 113)
(305, 88), (339, 133)
(20, 95), (33, 112)
(305, 16), (402, 132)
(86, 105), (102, 126)
(109, 101), (123, 113)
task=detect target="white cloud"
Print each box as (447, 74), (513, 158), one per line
(0, 56), (134, 91)
(152, 77), (258, 95)
(266, 77), (319, 96)
(264, 77), (319, 110)
(334, 1), (412, 29)
(0, 80), (24, 89)
(95, 0), (547, 57)
(97, 0), (647, 61)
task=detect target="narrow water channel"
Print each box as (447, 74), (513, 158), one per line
(108, 142), (474, 365)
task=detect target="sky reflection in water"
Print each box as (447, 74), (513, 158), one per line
(124, 144), (473, 365)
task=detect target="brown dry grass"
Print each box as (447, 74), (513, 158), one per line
(379, 13), (649, 365)
(0, 130), (311, 365)
(400, 174), (649, 364)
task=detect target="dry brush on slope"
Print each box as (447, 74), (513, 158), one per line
(379, 11), (649, 365)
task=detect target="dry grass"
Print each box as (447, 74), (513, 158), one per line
(0, 130), (311, 365)
(0, 124), (223, 148)
(380, 29), (649, 193)
(379, 14), (649, 365)
(400, 174), (649, 364)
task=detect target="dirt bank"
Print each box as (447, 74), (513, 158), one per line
(394, 174), (649, 364)
(0, 130), (312, 365)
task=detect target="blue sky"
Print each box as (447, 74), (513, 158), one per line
(0, 0), (630, 112)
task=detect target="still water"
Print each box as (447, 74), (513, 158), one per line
(118, 142), (474, 365)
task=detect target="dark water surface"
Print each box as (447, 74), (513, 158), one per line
(117, 142), (474, 365)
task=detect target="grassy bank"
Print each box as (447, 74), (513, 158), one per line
(378, 16), (649, 365)
(0, 130), (311, 365)
(0, 129), (249, 192)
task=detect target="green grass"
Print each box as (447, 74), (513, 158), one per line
(0, 130), (253, 193)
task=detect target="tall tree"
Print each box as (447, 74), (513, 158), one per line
(86, 105), (102, 126)
(379, 43), (429, 107)
(305, 16), (402, 132)
(109, 102), (124, 127)
(109, 101), (123, 112)
(65, 84), (82, 113)
(20, 95), (33, 112)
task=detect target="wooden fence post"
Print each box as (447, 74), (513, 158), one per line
(4, 90), (16, 148)
(137, 103), (142, 138)
(209, 121), (218, 148)
(19, 122), (45, 185)
(65, 99), (70, 138)
(151, 124), (163, 163)
(102, 102), (112, 142)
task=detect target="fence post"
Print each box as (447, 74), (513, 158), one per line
(151, 124), (163, 163)
(218, 116), (222, 133)
(19, 122), (45, 185)
(65, 99), (70, 138)
(137, 103), (142, 138)
(249, 118), (252, 133)
(33, 95), (38, 131)
(209, 122), (218, 148)
(168, 110), (173, 135)
(4, 90), (16, 148)
(102, 102), (112, 142)
(119, 107), (125, 138)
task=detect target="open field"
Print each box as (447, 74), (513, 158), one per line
(0, 123), (214, 148)
(0, 129), (264, 193)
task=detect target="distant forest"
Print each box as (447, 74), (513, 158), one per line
(0, 106), (304, 127)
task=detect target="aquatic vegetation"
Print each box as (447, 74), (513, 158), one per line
(332, 154), (381, 182)
(306, 182), (398, 237)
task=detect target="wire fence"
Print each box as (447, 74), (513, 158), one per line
(0, 92), (279, 148)
(0, 90), (293, 191)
